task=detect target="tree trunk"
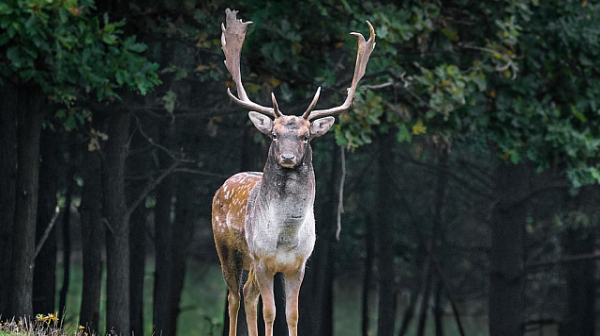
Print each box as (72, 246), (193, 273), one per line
(488, 161), (527, 336)
(273, 273), (288, 335)
(0, 83), (17, 316)
(362, 216), (374, 336)
(102, 110), (132, 335)
(127, 116), (153, 336)
(434, 280), (444, 336)
(153, 120), (175, 336)
(376, 134), (396, 336)
(397, 283), (421, 336)
(129, 204), (147, 336)
(559, 215), (596, 335)
(33, 127), (61, 315)
(11, 86), (44, 318)
(79, 145), (104, 335)
(416, 151), (449, 336)
(58, 183), (73, 321)
(166, 170), (199, 336)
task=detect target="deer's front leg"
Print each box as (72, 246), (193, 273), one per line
(255, 262), (276, 336)
(284, 267), (305, 336)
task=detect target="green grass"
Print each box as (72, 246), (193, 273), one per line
(52, 257), (493, 336)
(55, 257), (226, 336)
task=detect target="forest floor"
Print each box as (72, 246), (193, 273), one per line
(19, 257), (557, 336)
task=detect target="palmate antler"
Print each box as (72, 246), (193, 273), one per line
(221, 8), (376, 120)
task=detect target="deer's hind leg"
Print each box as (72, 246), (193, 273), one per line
(243, 268), (260, 336)
(216, 242), (244, 336)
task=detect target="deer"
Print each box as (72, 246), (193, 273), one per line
(212, 8), (375, 336)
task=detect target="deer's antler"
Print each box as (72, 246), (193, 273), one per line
(221, 8), (281, 118)
(303, 21), (376, 120)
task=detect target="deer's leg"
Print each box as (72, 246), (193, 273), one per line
(255, 263), (276, 336)
(217, 243), (243, 336)
(284, 267), (305, 336)
(227, 289), (241, 336)
(243, 269), (260, 336)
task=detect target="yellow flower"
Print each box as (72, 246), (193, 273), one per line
(47, 313), (58, 323)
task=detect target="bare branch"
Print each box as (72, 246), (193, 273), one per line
(126, 160), (181, 219)
(33, 206), (61, 261)
(336, 146), (346, 241)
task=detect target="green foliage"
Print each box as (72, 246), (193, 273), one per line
(330, 0), (600, 187)
(140, 0), (600, 186)
(0, 0), (160, 107)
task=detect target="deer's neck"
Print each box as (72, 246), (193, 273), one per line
(257, 148), (315, 221)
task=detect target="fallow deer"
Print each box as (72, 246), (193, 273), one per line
(212, 8), (375, 336)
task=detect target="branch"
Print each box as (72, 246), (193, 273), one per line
(336, 146), (346, 241)
(526, 251), (600, 273)
(361, 79), (395, 90)
(392, 149), (494, 201)
(507, 182), (571, 210)
(432, 257), (466, 336)
(33, 206), (61, 261)
(172, 167), (230, 179)
(131, 111), (195, 164)
(126, 159), (180, 219)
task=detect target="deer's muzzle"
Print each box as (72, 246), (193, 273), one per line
(279, 154), (297, 168)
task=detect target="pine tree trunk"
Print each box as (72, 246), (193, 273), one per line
(488, 161), (527, 336)
(79, 145), (104, 335)
(11, 86), (44, 318)
(0, 83), (17, 316)
(102, 110), (132, 335)
(32, 127), (61, 315)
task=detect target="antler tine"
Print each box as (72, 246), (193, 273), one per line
(271, 92), (282, 117)
(306, 21), (376, 121)
(302, 87), (322, 119)
(222, 9), (276, 117)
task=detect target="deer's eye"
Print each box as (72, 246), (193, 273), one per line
(303, 134), (309, 141)
(272, 132), (277, 139)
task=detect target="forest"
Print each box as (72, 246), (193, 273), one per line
(1, 0), (600, 335)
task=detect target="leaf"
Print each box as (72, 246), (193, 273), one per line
(412, 119), (427, 135)
(571, 106), (587, 122)
(441, 28), (459, 41)
(162, 90), (177, 114)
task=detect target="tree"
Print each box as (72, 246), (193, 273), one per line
(0, 0), (159, 322)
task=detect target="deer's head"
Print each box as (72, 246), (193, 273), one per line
(221, 8), (375, 169)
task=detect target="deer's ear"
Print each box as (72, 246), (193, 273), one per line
(310, 117), (335, 138)
(248, 112), (273, 134)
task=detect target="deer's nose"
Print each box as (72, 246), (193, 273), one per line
(280, 154), (296, 166)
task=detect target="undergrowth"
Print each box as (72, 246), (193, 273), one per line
(0, 314), (92, 336)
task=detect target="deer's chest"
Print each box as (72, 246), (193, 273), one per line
(247, 202), (316, 267)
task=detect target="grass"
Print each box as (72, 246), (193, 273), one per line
(3, 257), (495, 336)
(0, 314), (88, 336)
(53, 256), (226, 336)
